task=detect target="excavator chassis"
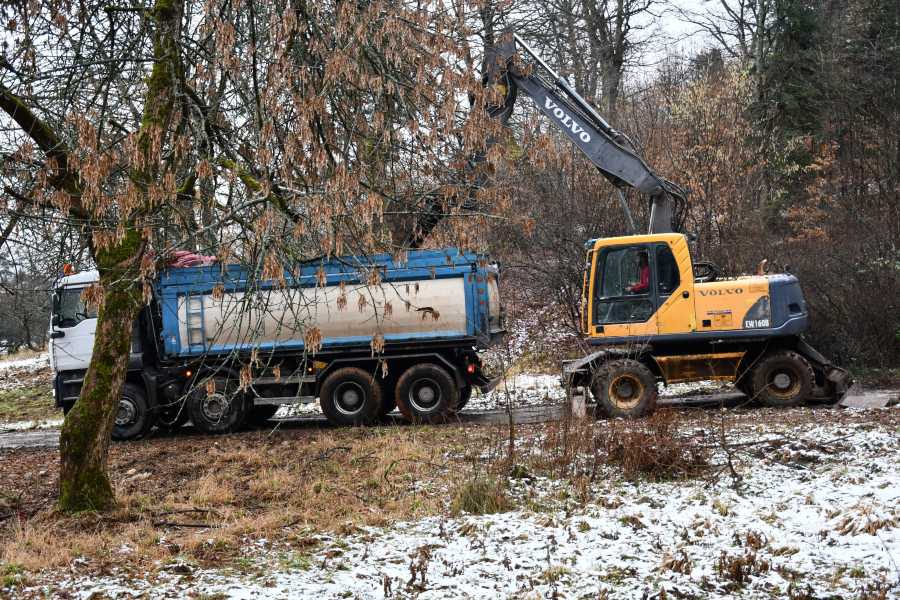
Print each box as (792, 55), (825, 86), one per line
(562, 336), (853, 418)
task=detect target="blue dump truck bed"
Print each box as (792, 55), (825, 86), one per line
(155, 248), (504, 359)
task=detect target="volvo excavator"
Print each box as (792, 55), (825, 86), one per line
(480, 33), (852, 417)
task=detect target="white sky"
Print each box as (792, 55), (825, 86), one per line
(630, 0), (719, 79)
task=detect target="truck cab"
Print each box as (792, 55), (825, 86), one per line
(49, 270), (99, 406)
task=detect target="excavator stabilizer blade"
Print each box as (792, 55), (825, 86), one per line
(838, 384), (898, 408)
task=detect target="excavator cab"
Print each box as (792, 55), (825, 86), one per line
(584, 234), (695, 340)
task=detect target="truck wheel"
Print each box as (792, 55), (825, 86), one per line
(454, 385), (472, 412)
(157, 399), (189, 432)
(320, 368), (382, 426)
(395, 363), (458, 424)
(590, 359), (658, 419)
(246, 404), (280, 426)
(187, 376), (247, 434)
(112, 383), (154, 441)
(751, 351), (814, 407)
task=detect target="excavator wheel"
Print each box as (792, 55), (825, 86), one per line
(735, 375), (755, 400)
(751, 350), (815, 408)
(590, 359), (658, 419)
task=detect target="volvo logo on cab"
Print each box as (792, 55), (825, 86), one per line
(699, 288), (744, 296)
(544, 98), (591, 143)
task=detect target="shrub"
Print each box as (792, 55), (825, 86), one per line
(450, 477), (510, 515)
(595, 410), (709, 481)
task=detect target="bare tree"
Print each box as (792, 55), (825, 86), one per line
(673, 0), (774, 93)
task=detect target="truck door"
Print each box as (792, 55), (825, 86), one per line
(49, 287), (97, 372)
(591, 245), (658, 338)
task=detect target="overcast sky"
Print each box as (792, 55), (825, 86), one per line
(624, 0), (720, 80)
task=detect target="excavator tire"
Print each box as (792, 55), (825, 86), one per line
(751, 350), (815, 408)
(590, 359), (658, 419)
(735, 376), (755, 400)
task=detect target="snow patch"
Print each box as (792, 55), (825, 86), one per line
(54, 421), (900, 599)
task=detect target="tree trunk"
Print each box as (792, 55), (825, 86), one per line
(601, 64), (621, 118)
(56, 0), (181, 513)
(57, 234), (144, 512)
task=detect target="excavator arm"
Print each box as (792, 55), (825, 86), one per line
(405, 32), (687, 247)
(484, 34), (687, 234)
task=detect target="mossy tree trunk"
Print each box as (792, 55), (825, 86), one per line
(57, 236), (144, 512)
(55, 0), (183, 513)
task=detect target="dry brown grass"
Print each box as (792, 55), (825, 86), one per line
(450, 477), (510, 515)
(715, 549), (771, 589)
(1, 423), (496, 577)
(3, 403), (898, 589)
(508, 409), (710, 485)
(595, 410), (710, 481)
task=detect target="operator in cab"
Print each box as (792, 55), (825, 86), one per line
(627, 252), (650, 294)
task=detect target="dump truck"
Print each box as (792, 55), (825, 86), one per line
(49, 248), (504, 440)
(481, 33), (852, 417)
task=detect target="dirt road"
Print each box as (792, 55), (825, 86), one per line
(8, 388), (896, 451)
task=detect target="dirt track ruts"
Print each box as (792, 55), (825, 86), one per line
(2, 388), (896, 450)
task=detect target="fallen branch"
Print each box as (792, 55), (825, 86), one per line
(152, 521), (219, 529)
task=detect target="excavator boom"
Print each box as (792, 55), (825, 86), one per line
(485, 34), (686, 233)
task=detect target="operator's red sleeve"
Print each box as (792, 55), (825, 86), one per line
(632, 264), (650, 293)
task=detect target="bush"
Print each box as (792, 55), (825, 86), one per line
(450, 477), (510, 516)
(595, 410), (709, 481)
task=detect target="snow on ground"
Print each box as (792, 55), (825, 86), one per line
(53, 419), (900, 599)
(0, 417), (63, 433)
(0, 352), (51, 395)
(659, 380), (731, 398)
(0, 352), (49, 373)
(466, 373), (566, 411)
(272, 374), (731, 417)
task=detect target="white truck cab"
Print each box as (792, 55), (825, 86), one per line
(49, 270), (99, 376)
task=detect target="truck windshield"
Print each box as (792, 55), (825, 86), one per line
(54, 288), (98, 328)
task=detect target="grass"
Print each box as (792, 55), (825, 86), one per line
(0, 348), (45, 362)
(450, 477), (510, 515)
(2, 398), (899, 593)
(0, 386), (57, 424)
(0, 424), (499, 578)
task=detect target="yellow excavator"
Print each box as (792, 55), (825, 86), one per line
(483, 33), (852, 417)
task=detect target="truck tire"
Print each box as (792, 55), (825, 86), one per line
(751, 350), (814, 407)
(187, 376), (248, 434)
(454, 385), (472, 412)
(395, 363), (458, 424)
(112, 383), (155, 441)
(157, 399), (189, 432)
(246, 404), (280, 426)
(320, 367), (382, 426)
(590, 359), (658, 419)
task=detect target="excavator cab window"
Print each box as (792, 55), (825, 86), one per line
(656, 244), (680, 297)
(593, 246), (654, 325)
